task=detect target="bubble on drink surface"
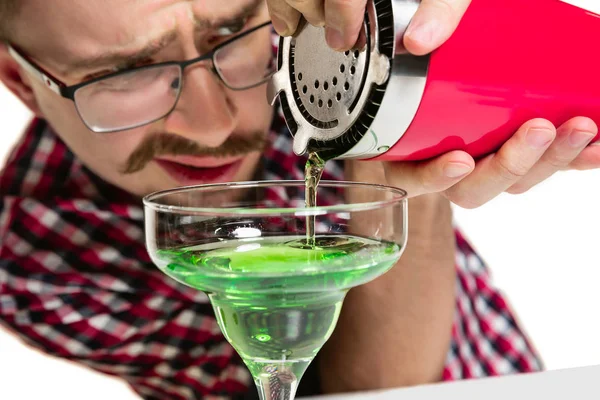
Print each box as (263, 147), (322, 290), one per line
(285, 239), (314, 250)
(285, 235), (358, 250)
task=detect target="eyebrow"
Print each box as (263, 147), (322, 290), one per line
(64, 0), (264, 74)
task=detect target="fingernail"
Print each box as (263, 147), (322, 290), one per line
(271, 14), (290, 36)
(405, 21), (437, 46)
(444, 162), (472, 178)
(326, 27), (345, 50)
(568, 130), (595, 147)
(526, 128), (554, 149)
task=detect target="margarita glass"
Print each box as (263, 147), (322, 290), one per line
(143, 180), (408, 400)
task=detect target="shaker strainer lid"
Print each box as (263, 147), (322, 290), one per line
(267, 0), (429, 160)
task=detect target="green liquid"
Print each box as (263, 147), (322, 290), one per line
(156, 234), (401, 388)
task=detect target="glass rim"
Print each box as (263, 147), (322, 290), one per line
(142, 180), (408, 216)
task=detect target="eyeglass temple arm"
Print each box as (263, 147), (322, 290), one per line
(7, 45), (62, 95)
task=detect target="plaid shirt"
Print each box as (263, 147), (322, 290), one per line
(0, 113), (543, 399)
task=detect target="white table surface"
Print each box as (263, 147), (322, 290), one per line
(303, 365), (600, 399)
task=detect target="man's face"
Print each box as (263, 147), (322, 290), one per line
(8, 0), (275, 197)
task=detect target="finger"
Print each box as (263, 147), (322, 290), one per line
(285, 0), (325, 28)
(324, 0), (368, 51)
(383, 150), (475, 198)
(403, 0), (472, 56)
(444, 119), (556, 208)
(352, 25), (367, 51)
(267, 0), (301, 36)
(506, 117), (598, 194)
(567, 142), (600, 170)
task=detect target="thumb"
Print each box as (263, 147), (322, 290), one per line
(403, 0), (472, 56)
(382, 150), (475, 198)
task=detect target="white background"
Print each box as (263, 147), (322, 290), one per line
(1, 0), (600, 398)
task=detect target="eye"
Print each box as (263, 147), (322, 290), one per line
(205, 18), (248, 47)
(215, 18), (248, 36)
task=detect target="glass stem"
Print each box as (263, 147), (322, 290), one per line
(255, 362), (301, 400)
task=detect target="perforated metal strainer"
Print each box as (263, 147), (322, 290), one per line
(267, 0), (428, 160)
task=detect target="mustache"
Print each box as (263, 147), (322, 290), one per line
(122, 131), (268, 174)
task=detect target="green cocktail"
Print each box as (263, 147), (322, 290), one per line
(144, 181), (408, 400)
(155, 234), (401, 389)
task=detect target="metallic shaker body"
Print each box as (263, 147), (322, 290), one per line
(368, 0), (600, 162)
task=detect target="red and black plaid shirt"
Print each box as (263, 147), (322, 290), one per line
(0, 113), (543, 399)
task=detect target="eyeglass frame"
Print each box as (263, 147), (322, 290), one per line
(7, 20), (276, 132)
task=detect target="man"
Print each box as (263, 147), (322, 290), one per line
(0, 0), (598, 399)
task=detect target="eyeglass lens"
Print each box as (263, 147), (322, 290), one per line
(73, 24), (277, 133)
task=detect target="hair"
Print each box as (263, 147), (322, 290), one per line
(0, 1), (20, 43)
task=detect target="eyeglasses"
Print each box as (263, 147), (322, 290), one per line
(8, 21), (278, 133)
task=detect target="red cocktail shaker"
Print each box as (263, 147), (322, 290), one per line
(267, 0), (600, 161)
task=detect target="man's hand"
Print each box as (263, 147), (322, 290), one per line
(266, 0), (600, 207)
(266, 0), (367, 50)
(403, 0), (472, 55)
(266, 0), (472, 52)
(384, 117), (600, 208)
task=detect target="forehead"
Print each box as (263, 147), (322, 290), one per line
(14, 0), (262, 71)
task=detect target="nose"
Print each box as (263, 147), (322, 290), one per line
(162, 65), (237, 148)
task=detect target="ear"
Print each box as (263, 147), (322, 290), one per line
(0, 43), (43, 116)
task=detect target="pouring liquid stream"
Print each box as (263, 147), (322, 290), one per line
(304, 152), (326, 247)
